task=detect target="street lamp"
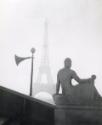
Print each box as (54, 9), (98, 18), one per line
(15, 48), (36, 96)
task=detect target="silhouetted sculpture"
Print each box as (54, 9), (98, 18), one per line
(54, 58), (101, 105)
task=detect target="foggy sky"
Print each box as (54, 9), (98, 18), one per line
(0, 0), (102, 96)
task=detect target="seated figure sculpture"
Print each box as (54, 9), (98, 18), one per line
(54, 58), (101, 105)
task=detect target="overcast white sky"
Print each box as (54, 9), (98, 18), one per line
(0, 0), (102, 97)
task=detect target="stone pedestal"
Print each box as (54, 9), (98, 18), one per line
(55, 105), (102, 125)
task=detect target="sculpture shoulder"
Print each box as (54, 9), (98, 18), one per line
(70, 69), (76, 75)
(57, 68), (64, 76)
(58, 68), (75, 75)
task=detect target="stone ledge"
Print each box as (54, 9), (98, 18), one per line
(55, 104), (102, 125)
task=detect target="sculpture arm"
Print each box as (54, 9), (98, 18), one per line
(56, 73), (60, 94)
(72, 71), (91, 84)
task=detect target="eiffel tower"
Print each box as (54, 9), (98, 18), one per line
(33, 21), (55, 97)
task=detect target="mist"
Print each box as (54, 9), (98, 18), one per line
(0, 0), (102, 97)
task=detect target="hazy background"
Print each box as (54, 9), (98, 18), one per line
(0, 0), (102, 99)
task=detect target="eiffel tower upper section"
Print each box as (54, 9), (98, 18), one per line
(35, 20), (54, 85)
(41, 20), (50, 68)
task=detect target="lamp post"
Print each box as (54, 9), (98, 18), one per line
(30, 48), (35, 96)
(15, 48), (36, 96)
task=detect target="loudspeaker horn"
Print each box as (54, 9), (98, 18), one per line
(15, 55), (31, 66)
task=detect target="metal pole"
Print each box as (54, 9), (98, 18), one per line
(30, 48), (35, 96)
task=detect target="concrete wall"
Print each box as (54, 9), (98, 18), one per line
(0, 86), (55, 125)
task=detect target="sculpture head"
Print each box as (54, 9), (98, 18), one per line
(64, 58), (72, 69)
